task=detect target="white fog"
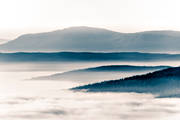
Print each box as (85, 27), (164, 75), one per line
(0, 61), (180, 120)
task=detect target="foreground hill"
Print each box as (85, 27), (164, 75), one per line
(31, 65), (169, 83)
(1, 27), (180, 52)
(1, 52), (180, 62)
(72, 67), (180, 97)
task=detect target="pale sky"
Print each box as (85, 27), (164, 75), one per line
(0, 0), (180, 39)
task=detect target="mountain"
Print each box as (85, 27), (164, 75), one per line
(0, 27), (119, 52)
(77, 65), (170, 72)
(1, 52), (180, 62)
(72, 67), (180, 97)
(1, 27), (180, 52)
(0, 39), (9, 45)
(31, 65), (169, 83)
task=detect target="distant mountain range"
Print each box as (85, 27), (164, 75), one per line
(72, 67), (180, 97)
(31, 65), (169, 83)
(1, 52), (180, 62)
(1, 27), (180, 52)
(0, 39), (9, 44)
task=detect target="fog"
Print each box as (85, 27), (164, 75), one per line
(0, 61), (180, 120)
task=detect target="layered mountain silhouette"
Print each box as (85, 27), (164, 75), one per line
(1, 27), (180, 52)
(31, 65), (169, 83)
(1, 52), (180, 62)
(72, 67), (180, 97)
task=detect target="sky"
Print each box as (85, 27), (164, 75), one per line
(0, 0), (180, 39)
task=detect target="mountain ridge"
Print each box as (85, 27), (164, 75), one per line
(1, 52), (180, 62)
(72, 67), (180, 97)
(31, 65), (170, 82)
(1, 27), (180, 52)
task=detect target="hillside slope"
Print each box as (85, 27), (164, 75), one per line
(32, 65), (169, 83)
(72, 67), (180, 97)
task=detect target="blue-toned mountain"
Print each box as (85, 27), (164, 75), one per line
(1, 27), (180, 52)
(72, 67), (180, 97)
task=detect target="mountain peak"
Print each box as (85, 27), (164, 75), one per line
(53, 26), (117, 34)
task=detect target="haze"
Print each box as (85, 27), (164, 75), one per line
(1, 0), (180, 39)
